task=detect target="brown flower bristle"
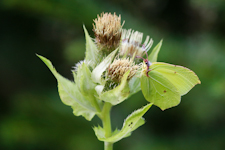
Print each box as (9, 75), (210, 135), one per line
(108, 58), (139, 83)
(93, 12), (124, 52)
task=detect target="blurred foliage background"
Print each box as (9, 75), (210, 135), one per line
(0, 0), (225, 150)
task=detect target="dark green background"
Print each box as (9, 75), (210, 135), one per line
(1, 0), (225, 149)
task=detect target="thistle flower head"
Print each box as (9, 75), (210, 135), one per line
(72, 60), (92, 73)
(120, 29), (153, 58)
(107, 58), (139, 83)
(93, 12), (124, 52)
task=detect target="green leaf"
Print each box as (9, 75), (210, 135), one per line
(148, 39), (163, 63)
(74, 62), (103, 111)
(94, 103), (152, 143)
(150, 62), (201, 96)
(128, 76), (141, 96)
(74, 62), (96, 95)
(91, 48), (118, 84)
(99, 71), (130, 105)
(37, 54), (96, 121)
(95, 85), (104, 96)
(83, 25), (99, 69)
(93, 125), (105, 139)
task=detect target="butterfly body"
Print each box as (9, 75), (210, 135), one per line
(144, 59), (152, 77)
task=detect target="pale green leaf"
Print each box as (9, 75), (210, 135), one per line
(93, 126), (122, 141)
(99, 71), (130, 105)
(93, 125), (105, 139)
(95, 85), (104, 96)
(128, 76), (141, 96)
(91, 48), (118, 84)
(37, 54), (96, 121)
(150, 62), (201, 96)
(75, 62), (96, 95)
(148, 40), (163, 63)
(74, 62), (103, 111)
(83, 25), (99, 68)
(94, 103), (152, 143)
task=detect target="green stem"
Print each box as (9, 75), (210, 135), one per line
(101, 102), (113, 150)
(90, 95), (101, 113)
(93, 97), (102, 113)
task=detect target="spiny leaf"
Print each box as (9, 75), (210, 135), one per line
(94, 103), (152, 143)
(37, 54), (96, 121)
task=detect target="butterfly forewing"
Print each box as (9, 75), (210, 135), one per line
(150, 62), (201, 96)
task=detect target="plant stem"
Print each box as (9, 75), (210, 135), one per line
(101, 102), (113, 150)
(91, 95), (101, 112)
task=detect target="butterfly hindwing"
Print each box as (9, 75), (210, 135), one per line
(141, 69), (180, 110)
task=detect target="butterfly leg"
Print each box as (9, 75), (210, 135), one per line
(146, 69), (152, 77)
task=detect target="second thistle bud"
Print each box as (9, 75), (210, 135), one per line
(108, 58), (139, 83)
(93, 12), (124, 53)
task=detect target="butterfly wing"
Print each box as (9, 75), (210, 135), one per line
(141, 69), (180, 110)
(150, 62), (201, 96)
(141, 62), (200, 110)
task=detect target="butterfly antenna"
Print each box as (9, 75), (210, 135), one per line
(135, 55), (145, 60)
(142, 44), (149, 59)
(145, 50), (148, 59)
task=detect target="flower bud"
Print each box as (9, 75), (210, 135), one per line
(108, 58), (139, 83)
(120, 29), (153, 58)
(93, 12), (124, 53)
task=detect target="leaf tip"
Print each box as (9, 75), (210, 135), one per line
(83, 24), (88, 33)
(36, 54), (46, 62)
(147, 103), (153, 109)
(36, 53), (42, 58)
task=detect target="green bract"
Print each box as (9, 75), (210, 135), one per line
(83, 25), (100, 69)
(98, 71), (130, 105)
(128, 76), (141, 96)
(148, 39), (163, 63)
(91, 48), (118, 84)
